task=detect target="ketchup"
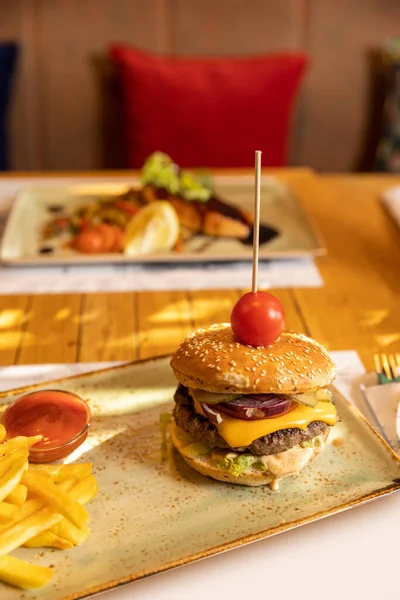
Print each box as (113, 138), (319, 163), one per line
(2, 390), (90, 462)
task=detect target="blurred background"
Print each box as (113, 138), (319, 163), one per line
(1, 0), (400, 173)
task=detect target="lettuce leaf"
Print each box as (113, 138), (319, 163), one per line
(217, 454), (260, 477)
(141, 152), (212, 202)
(141, 152), (180, 194)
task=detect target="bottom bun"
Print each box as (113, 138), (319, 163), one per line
(170, 421), (330, 488)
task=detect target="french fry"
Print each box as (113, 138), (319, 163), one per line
(21, 471), (89, 529)
(67, 474), (98, 505)
(5, 483), (27, 507)
(0, 427), (98, 591)
(0, 555), (53, 589)
(0, 454), (28, 503)
(50, 519), (91, 546)
(30, 462), (93, 482)
(0, 502), (18, 524)
(0, 506), (62, 556)
(53, 463), (93, 482)
(0, 475), (97, 556)
(24, 530), (73, 550)
(0, 447), (28, 479)
(0, 435), (41, 456)
(0, 477), (77, 531)
(29, 464), (63, 476)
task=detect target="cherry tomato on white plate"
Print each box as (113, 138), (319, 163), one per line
(72, 228), (106, 254)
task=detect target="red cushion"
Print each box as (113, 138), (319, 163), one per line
(109, 45), (307, 168)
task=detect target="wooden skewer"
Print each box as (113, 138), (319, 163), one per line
(251, 150), (262, 293)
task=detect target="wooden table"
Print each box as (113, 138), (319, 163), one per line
(1, 169), (400, 370)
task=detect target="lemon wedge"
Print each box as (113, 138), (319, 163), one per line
(123, 201), (180, 256)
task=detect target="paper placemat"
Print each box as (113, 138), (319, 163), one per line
(0, 177), (323, 294)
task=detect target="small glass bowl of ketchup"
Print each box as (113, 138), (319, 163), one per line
(1, 390), (91, 463)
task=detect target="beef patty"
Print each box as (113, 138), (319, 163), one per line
(173, 384), (329, 456)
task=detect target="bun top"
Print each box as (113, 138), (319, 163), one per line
(170, 323), (335, 395)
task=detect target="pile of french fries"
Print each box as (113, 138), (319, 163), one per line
(0, 423), (98, 590)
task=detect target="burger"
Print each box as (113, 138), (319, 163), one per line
(169, 323), (337, 489)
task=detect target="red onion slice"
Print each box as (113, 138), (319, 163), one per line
(202, 394), (296, 422)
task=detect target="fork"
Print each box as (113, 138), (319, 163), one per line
(373, 353), (400, 384)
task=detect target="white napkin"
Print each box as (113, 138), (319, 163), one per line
(381, 185), (400, 228)
(361, 376), (400, 451)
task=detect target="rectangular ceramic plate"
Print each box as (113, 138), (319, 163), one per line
(0, 175), (325, 265)
(0, 356), (400, 600)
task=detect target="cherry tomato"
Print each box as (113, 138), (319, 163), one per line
(230, 291), (285, 346)
(97, 223), (117, 252)
(72, 228), (105, 254)
(112, 227), (124, 252)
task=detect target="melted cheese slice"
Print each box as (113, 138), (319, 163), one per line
(195, 400), (337, 447)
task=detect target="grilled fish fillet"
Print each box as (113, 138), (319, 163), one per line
(141, 185), (253, 239)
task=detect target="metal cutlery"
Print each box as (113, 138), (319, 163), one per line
(373, 352), (400, 384)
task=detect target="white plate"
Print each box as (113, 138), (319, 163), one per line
(0, 175), (325, 266)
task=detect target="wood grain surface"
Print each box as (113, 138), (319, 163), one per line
(0, 171), (400, 371)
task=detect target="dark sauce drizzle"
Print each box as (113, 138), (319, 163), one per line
(153, 186), (280, 245)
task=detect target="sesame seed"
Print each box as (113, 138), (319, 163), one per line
(277, 383), (282, 389)
(246, 367), (251, 372)
(230, 367), (234, 372)
(255, 378), (260, 385)
(252, 367), (257, 372)
(216, 366), (221, 371)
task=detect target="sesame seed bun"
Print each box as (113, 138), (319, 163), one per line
(170, 422), (329, 487)
(170, 323), (335, 395)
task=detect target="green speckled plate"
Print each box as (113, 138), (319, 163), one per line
(0, 356), (399, 600)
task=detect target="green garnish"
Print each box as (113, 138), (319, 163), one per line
(141, 152), (212, 202)
(216, 454), (259, 477)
